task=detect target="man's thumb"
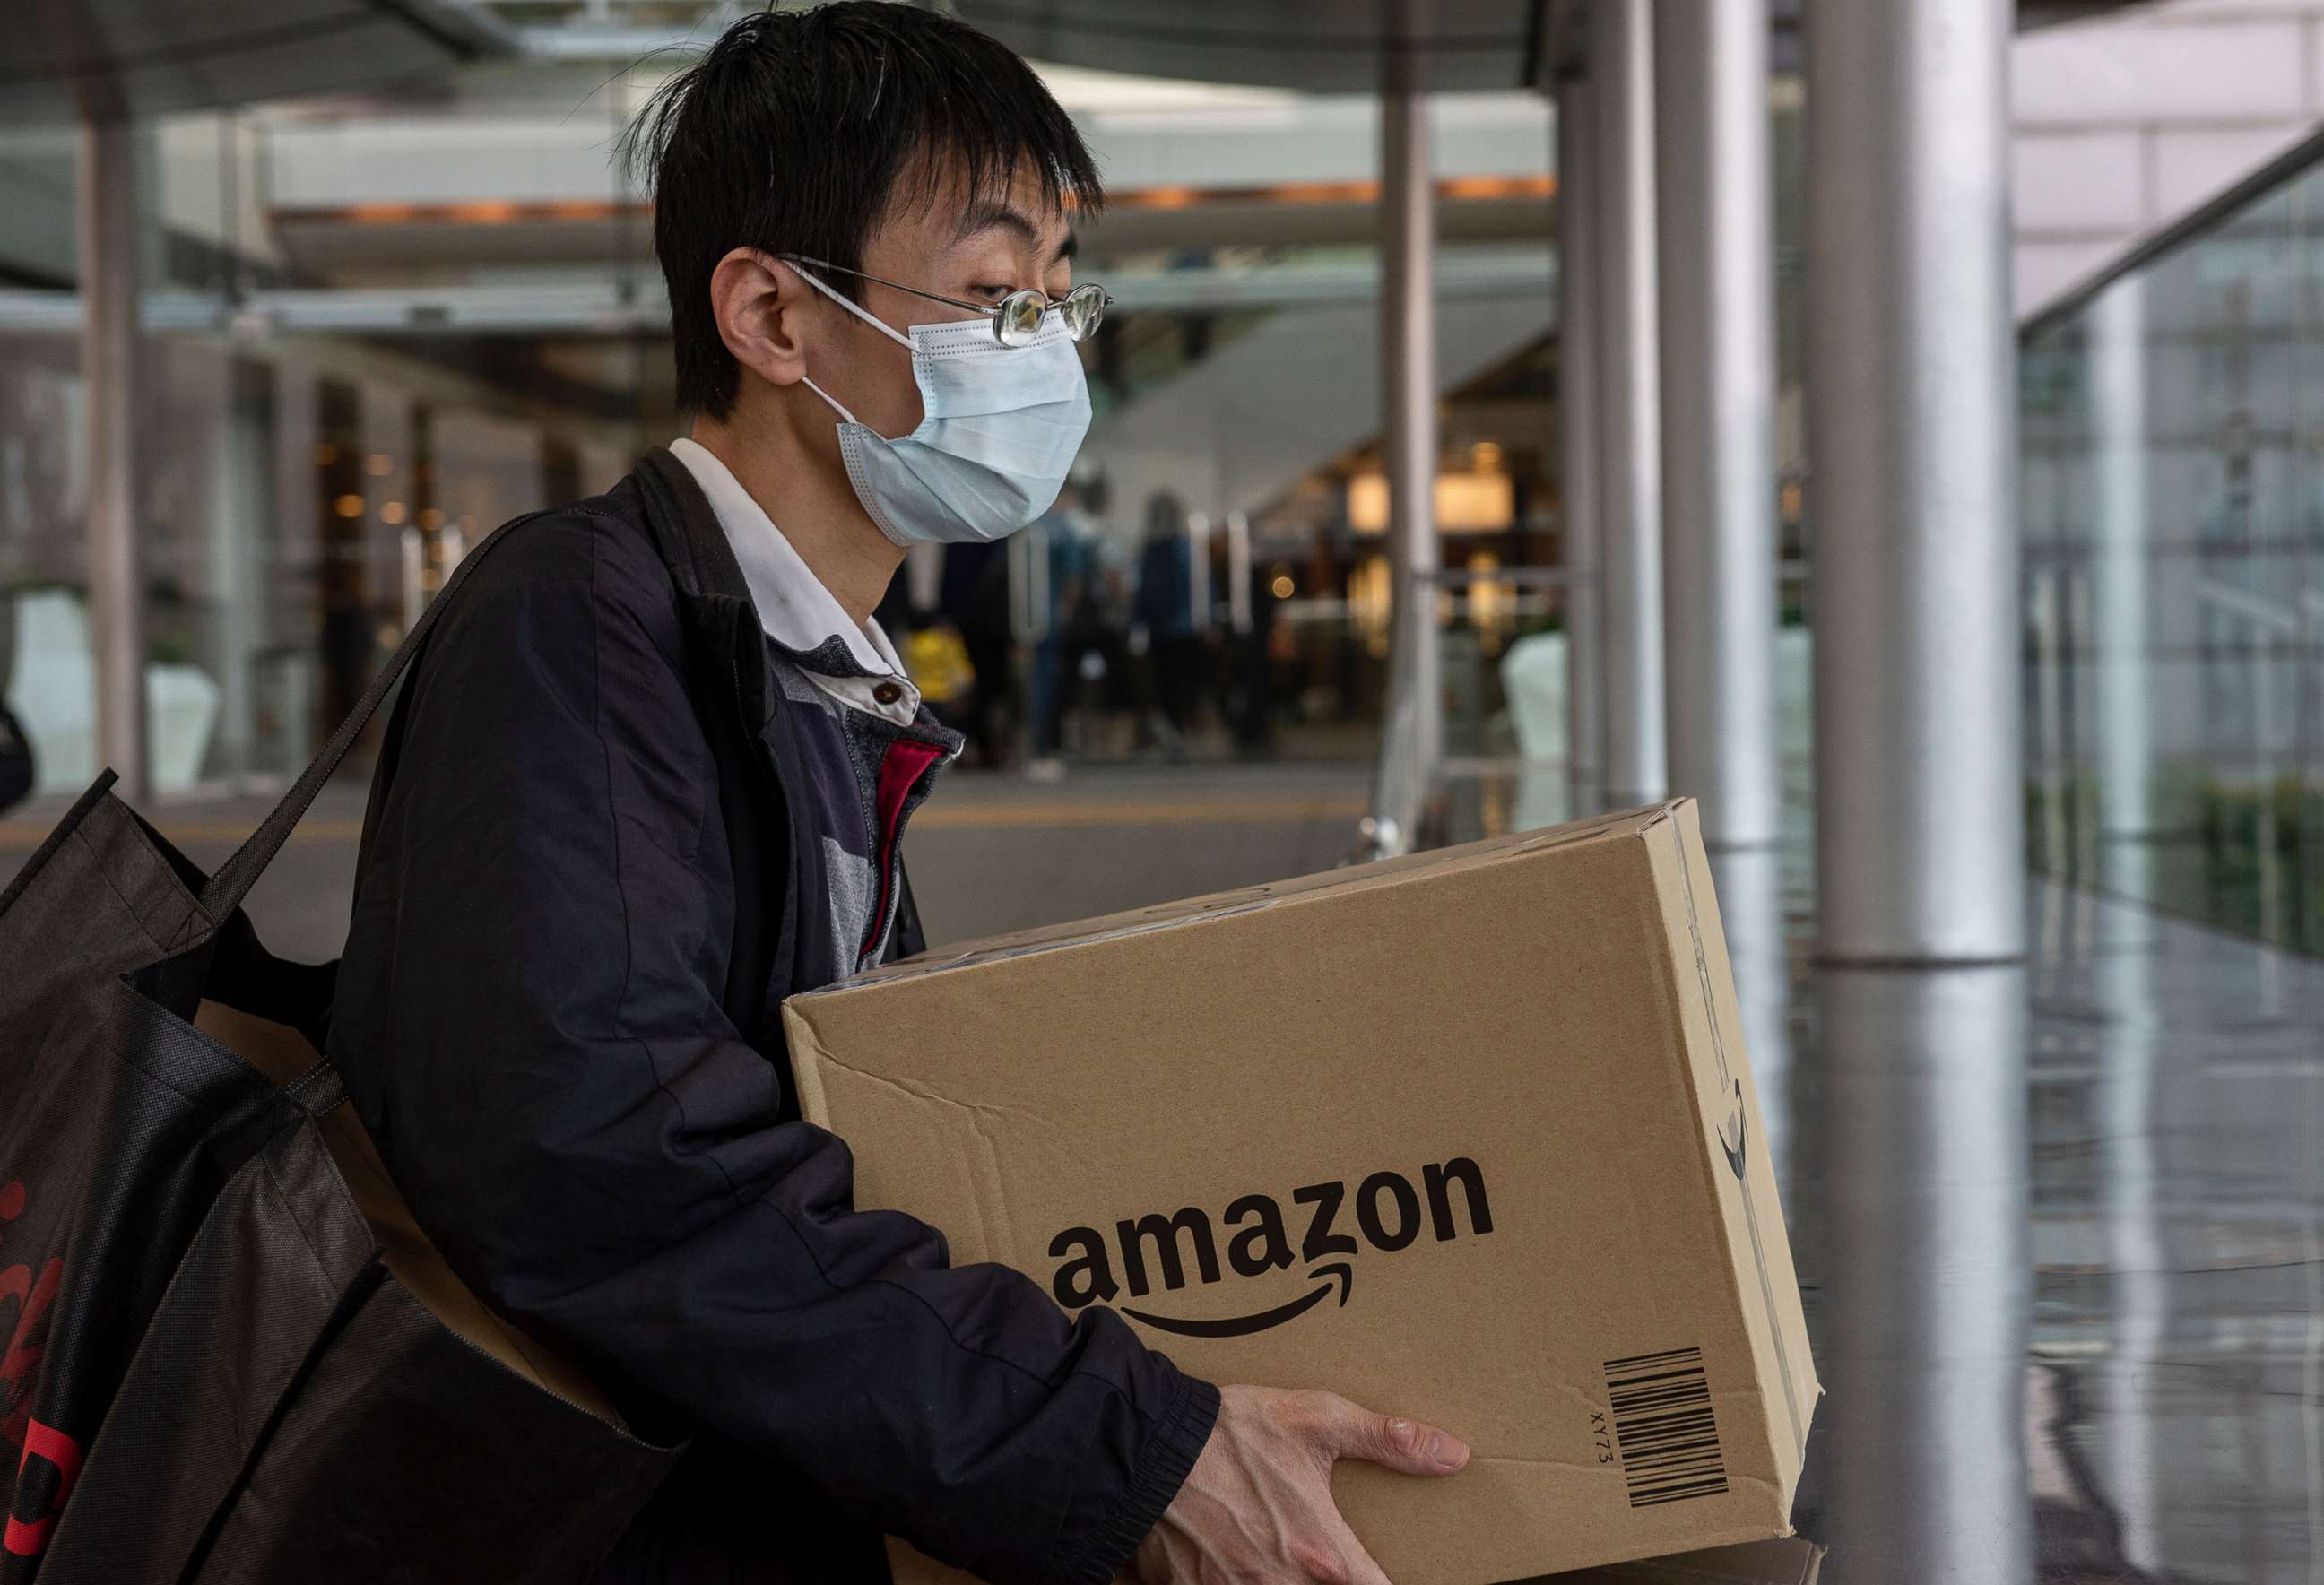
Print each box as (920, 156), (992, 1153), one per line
(1332, 1406), (1470, 1476)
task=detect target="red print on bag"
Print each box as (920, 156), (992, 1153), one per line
(4, 1419), (80, 1557)
(0, 1181), (75, 1557)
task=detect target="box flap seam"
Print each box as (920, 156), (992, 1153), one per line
(802, 803), (1688, 996)
(1661, 825), (1809, 1461)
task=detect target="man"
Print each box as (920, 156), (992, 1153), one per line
(1132, 491), (1202, 758)
(328, 6), (1466, 1583)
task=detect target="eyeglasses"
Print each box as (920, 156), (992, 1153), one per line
(778, 255), (1112, 347)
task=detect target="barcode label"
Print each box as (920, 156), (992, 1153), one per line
(1602, 1346), (1728, 1508)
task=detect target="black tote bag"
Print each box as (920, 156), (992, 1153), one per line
(0, 517), (684, 1583)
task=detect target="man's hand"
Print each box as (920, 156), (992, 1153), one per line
(1130, 1384), (1469, 1585)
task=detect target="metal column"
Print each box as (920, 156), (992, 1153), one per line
(1804, 0), (2024, 962)
(2090, 279), (2153, 898)
(1593, 0), (1665, 809)
(1817, 965), (2034, 1583)
(1654, 0), (1781, 849)
(79, 116), (147, 801)
(2085, 284), (2163, 1571)
(1555, 72), (1605, 815)
(1369, 0), (1442, 853)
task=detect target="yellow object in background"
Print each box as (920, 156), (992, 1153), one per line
(904, 626), (976, 706)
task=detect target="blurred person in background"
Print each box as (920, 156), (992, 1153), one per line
(1132, 490), (1201, 760)
(937, 537), (1017, 768)
(1028, 472), (1133, 777)
(1232, 551), (1283, 758)
(872, 548), (978, 733)
(1024, 478), (1088, 778)
(321, 6), (1465, 1585)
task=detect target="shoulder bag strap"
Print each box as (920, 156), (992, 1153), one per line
(630, 450), (789, 1037)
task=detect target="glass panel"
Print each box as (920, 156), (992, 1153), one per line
(0, 331), (91, 800)
(0, 122), (88, 801)
(2022, 160), (2324, 951)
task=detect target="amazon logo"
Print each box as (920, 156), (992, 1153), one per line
(1047, 1157), (1493, 1338)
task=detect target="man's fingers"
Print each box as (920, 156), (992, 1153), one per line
(1307, 1393), (1470, 1476)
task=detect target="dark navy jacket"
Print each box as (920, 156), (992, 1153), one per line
(328, 451), (1218, 1584)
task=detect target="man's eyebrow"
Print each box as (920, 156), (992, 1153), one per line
(956, 199), (1075, 264)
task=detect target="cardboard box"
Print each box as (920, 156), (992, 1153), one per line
(1536, 1538), (1823, 1584)
(787, 801), (1819, 1585)
(881, 1536), (1825, 1585)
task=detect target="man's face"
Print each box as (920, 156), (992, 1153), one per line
(799, 156), (1077, 445)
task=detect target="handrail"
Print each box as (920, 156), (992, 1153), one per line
(2195, 576), (2302, 638)
(2020, 119), (2324, 345)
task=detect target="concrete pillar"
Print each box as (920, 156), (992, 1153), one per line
(1593, 0), (1666, 809)
(2082, 283), (2164, 1569)
(1804, 0), (2024, 962)
(1366, 0), (1442, 856)
(2095, 894), (2164, 1572)
(78, 117), (146, 801)
(212, 354), (271, 784)
(1654, 0), (1782, 849)
(2089, 279), (2154, 896)
(1555, 73), (1605, 815)
(268, 355), (320, 775)
(1383, 0), (1441, 782)
(1815, 965), (2034, 1584)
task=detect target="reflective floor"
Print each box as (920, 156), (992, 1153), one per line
(1773, 870), (2324, 1584)
(1447, 761), (2324, 1582)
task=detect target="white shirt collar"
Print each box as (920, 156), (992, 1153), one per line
(668, 437), (921, 724)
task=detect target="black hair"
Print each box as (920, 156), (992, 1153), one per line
(624, 3), (1105, 420)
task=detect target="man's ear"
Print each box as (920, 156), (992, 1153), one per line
(709, 247), (811, 388)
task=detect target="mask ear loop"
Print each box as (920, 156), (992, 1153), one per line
(799, 373), (858, 426)
(785, 261), (915, 426)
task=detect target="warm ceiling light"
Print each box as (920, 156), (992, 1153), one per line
(381, 501), (406, 525)
(447, 201), (518, 224)
(420, 507), (445, 530)
(1133, 186), (1200, 210)
(1348, 471), (1515, 534)
(1272, 180), (1377, 205)
(366, 453), (393, 476)
(1440, 175), (1515, 200)
(334, 493), (363, 519)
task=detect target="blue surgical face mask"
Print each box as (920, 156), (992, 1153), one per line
(792, 267), (1093, 547)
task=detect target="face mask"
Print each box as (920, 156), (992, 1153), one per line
(792, 267), (1094, 547)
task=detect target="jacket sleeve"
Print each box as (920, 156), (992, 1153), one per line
(328, 512), (1216, 1585)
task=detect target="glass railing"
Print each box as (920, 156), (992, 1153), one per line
(2020, 129), (2324, 953)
